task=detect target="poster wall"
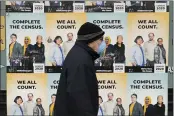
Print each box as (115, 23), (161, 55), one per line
(96, 73), (128, 115)
(127, 73), (168, 115)
(45, 13), (86, 66)
(6, 13), (46, 67)
(0, 16), (5, 51)
(126, 13), (169, 66)
(7, 73), (48, 115)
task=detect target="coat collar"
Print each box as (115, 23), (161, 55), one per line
(75, 41), (100, 61)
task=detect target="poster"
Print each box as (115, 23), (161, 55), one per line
(6, 13), (46, 72)
(7, 73), (48, 115)
(47, 73), (60, 115)
(127, 73), (168, 115)
(45, 13), (86, 72)
(0, 16), (5, 51)
(97, 73), (128, 115)
(126, 13), (169, 72)
(87, 13), (127, 72)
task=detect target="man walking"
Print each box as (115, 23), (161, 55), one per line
(54, 22), (106, 116)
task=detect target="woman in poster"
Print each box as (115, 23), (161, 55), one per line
(130, 36), (146, 66)
(143, 96), (155, 116)
(101, 36), (114, 67)
(154, 95), (165, 116)
(10, 96), (24, 116)
(50, 36), (64, 66)
(113, 98), (125, 116)
(154, 38), (166, 64)
(33, 35), (45, 63)
(33, 98), (45, 116)
(98, 96), (104, 116)
(113, 35), (125, 63)
(22, 36), (33, 68)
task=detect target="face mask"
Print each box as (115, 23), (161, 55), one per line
(97, 40), (106, 55)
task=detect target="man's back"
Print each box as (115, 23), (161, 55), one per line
(54, 42), (99, 116)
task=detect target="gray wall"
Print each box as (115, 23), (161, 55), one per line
(0, 1), (6, 90)
(168, 1), (173, 88)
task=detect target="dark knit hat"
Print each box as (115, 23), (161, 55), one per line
(77, 22), (105, 43)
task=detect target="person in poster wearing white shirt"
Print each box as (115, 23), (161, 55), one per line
(63, 33), (75, 57)
(23, 93), (36, 115)
(143, 33), (157, 66)
(103, 93), (116, 115)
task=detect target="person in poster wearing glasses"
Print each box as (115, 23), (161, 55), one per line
(33, 98), (45, 116)
(154, 95), (165, 116)
(154, 38), (166, 64)
(113, 98), (125, 116)
(130, 36), (146, 66)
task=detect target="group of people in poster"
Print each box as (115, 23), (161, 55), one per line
(8, 32), (166, 68)
(8, 34), (45, 67)
(8, 32), (74, 67)
(11, 93), (56, 116)
(98, 93), (165, 116)
(11, 93), (165, 116)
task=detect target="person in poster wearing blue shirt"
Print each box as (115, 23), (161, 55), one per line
(50, 36), (64, 66)
(130, 36), (146, 66)
(98, 96), (104, 116)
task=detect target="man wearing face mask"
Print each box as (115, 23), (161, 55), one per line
(54, 22), (106, 116)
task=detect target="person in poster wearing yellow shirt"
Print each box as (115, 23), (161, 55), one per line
(9, 33), (22, 66)
(129, 94), (143, 116)
(49, 94), (56, 116)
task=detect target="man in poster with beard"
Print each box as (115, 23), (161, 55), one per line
(54, 22), (106, 116)
(63, 33), (75, 57)
(143, 33), (157, 66)
(23, 93), (36, 116)
(103, 93), (116, 115)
